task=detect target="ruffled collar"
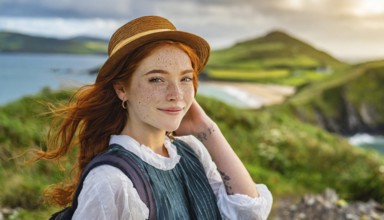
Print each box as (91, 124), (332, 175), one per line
(109, 135), (181, 170)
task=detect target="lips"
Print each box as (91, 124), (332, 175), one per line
(158, 107), (184, 115)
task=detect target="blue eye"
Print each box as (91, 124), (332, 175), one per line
(149, 77), (163, 83)
(182, 77), (193, 82)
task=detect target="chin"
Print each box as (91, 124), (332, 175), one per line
(162, 123), (181, 133)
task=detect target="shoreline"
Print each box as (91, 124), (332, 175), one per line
(198, 81), (296, 109)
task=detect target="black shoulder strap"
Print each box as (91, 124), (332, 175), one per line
(71, 145), (157, 219)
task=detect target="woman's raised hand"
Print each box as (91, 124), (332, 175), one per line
(175, 99), (214, 137)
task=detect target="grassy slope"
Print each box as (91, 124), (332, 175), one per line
(290, 60), (384, 103)
(1, 88), (383, 219)
(0, 32), (108, 54)
(285, 60), (384, 129)
(206, 31), (348, 86)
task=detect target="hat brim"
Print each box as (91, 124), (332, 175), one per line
(97, 30), (210, 79)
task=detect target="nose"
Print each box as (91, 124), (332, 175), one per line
(166, 82), (182, 101)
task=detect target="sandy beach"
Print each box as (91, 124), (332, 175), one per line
(198, 81), (296, 109)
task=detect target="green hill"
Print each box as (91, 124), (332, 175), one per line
(0, 32), (108, 54)
(1, 88), (384, 218)
(279, 60), (384, 135)
(0, 30), (349, 87)
(206, 30), (348, 86)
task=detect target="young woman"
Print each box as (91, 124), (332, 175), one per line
(39, 15), (272, 219)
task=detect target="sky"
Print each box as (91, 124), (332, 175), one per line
(1, 0), (384, 62)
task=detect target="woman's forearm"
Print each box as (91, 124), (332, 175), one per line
(195, 122), (259, 198)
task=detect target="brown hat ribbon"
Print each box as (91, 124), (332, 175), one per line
(110, 29), (173, 56)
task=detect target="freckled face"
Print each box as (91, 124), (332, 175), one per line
(125, 45), (195, 133)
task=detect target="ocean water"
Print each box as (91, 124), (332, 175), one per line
(0, 53), (106, 105)
(0, 53), (256, 108)
(348, 133), (384, 154)
(197, 84), (264, 109)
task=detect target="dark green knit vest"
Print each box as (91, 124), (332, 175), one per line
(108, 139), (222, 220)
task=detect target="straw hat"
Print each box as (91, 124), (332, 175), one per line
(97, 15), (210, 79)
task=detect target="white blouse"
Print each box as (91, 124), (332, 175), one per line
(73, 135), (273, 220)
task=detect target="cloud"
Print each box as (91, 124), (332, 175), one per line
(0, 0), (186, 19)
(0, 0), (276, 48)
(1, 0), (384, 60)
(0, 16), (123, 39)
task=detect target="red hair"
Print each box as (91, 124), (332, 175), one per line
(36, 41), (201, 206)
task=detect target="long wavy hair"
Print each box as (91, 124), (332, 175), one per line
(36, 40), (201, 206)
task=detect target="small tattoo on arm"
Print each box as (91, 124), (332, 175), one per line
(197, 132), (208, 142)
(218, 169), (234, 195)
(196, 125), (216, 143)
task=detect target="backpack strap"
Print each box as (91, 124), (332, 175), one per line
(71, 144), (157, 219)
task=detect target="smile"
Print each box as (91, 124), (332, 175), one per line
(158, 107), (184, 115)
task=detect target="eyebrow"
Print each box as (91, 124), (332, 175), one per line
(144, 69), (194, 75)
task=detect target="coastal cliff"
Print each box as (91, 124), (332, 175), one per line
(287, 60), (384, 135)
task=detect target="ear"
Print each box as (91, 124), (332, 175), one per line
(113, 82), (127, 101)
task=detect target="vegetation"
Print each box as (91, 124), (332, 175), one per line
(205, 31), (348, 86)
(1, 88), (383, 219)
(278, 60), (384, 135)
(0, 32), (108, 54)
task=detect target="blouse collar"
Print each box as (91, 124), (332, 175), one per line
(109, 135), (181, 170)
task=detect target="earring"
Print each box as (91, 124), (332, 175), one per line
(121, 100), (127, 109)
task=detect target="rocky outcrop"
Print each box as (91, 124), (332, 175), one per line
(309, 93), (382, 135)
(275, 188), (384, 220)
(292, 64), (384, 136)
(0, 207), (20, 220)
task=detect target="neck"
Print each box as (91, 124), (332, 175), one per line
(120, 124), (169, 157)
